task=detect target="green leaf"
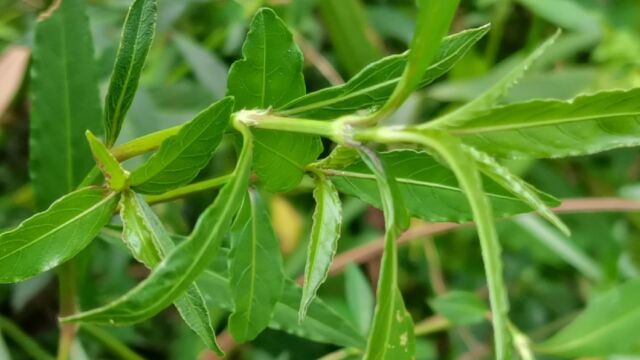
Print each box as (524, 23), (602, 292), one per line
(86, 131), (128, 192)
(120, 190), (222, 353)
(299, 176), (342, 321)
(446, 88), (640, 159)
(345, 264), (374, 335)
(465, 146), (568, 235)
(0, 187), (118, 283)
(357, 148), (415, 360)
(130, 97), (234, 194)
(426, 31), (560, 129)
(330, 150), (559, 223)
(173, 32), (228, 99)
(378, 0), (460, 116)
(197, 265), (365, 349)
(227, 8), (321, 192)
(30, 0), (103, 209)
(515, 0), (600, 33)
(280, 25), (489, 120)
(63, 121), (253, 325)
(429, 291), (488, 326)
(104, 0), (158, 146)
(228, 190), (284, 342)
(537, 278), (640, 357)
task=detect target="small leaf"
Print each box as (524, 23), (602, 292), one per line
(427, 31), (560, 129)
(86, 131), (128, 192)
(227, 8), (321, 192)
(63, 122), (253, 326)
(30, 0), (103, 209)
(104, 0), (158, 146)
(331, 150), (559, 223)
(537, 278), (640, 357)
(280, 25), (490, 120)
(299, 176), (342, 321)
(228, 190), (284, 342)
(429, 291), (488, 326)
(446, 88), (640, 159)
(130, 97), (234, 194)
(345, 264), (374, 335)
(358, 148), (415, 360)
(120, 190), (222, 353)
(0, 187), (118, 283)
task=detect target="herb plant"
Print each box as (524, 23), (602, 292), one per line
(2, 0), (640, 359)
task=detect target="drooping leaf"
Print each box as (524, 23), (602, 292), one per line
(30, 0), (103, 209)
(130, 97), (234, 194)
(279, 25), (489, 120)
(228, 190), (284, 342)
(103, 0), (158, 146)
(0, 187), (118, 283)
(227, 7), (321, 192)
(537, 278), (640, 357)
(465, 146), (568, 235)
(429, 291), (488, 326)
(299, 176), (342, 321)
(120, 190), (222, 353)
(446, 88), (640, 159)
(85, 131), (128, 192)
(358, 148), (415, 360)
(330, 150), (559, 223)
(345, 264), (374, 335)
(426, 31), (559, 129)
(196, 260), (365, 349)
(63, 123), (253, 325)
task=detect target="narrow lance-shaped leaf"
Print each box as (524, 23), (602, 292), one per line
(280, 25), (490, 120)
(30, 0), (103, 209)
(465, 146), (569, 235)
(358, 147), (415, 360)
(130, 97), (234, 194)
(227, 7), (322, 192)
(426, 31), (560, 129)
(120, 191), (222, 354)
(0, 187), (119, 283)
(330, 150), (559, 223)
(104, 0), (158, 146)
(86, 131), (128, 192)
(63, 121), (253, 325)
(376, 0), (460, 118)
(299, 176), (342, 321)
(228, 190), (284, 342)
(446, 88), (640, 159)
(536, 277), (640, 357)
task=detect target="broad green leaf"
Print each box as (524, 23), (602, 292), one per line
(104, 0), (158, 146)
(446, 88), (640, 159)
(86, 131), (128, 192)
(331, 150), (559, 223)
(299, 176), (342, 321)
(426, 31), (559, 129)
(429, 291), (488, 326)
(30, 0), (102, 209)
(196, 260), (365, 349)
(280, 25), (490, 120)
(358, 148), (415, 360)
(516, 0), (600, 33)
(228, 190), (284, 342)
(173, 32), (228, 99)
(537, 278), (640, 357)
(465, 146), (568, 235)
(63, 122), (253, 325)
(345, 264), (374, 335)
(130, 97), (234, 194)
(0, 187), (118, 283)
(120, 190), (222, 353)
(227, 7), (321, 192)
(378, 0), (460, 116)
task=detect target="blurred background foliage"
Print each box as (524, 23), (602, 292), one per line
(1, 0), (640, 359)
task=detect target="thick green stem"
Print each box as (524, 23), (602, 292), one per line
(111, 124), (183, 161)
(236, 110), (341, 141)
(145, 174), (233, 204)
(57, 262), (79, 360)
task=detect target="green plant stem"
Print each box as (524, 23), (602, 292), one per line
(236, 110), (340, 141)
(81, 324), (144, 360)
(57, 262), (79, 360)
(0, 315), (55, 360)
(414, 315), (451, 336)
(145, 174), (233, 204)
(111, 124), (183, 161)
